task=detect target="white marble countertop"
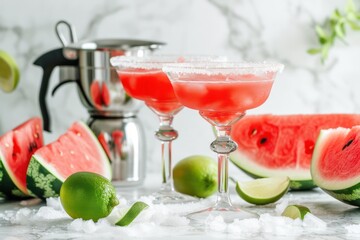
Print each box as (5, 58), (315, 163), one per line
(0, 173), (359, 240)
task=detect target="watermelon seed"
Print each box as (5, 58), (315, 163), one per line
(70, 150), (75, 155)
(342, 139), (354, 151)
(85, 155), (90, 161)
(259, 137), (267, 144)
(28, 142), (37, 152)
(5, 143), (9, 148)
(59, 151), (64, 156)
(34, 133), (39, 139)
(250, 129), (257, 136)
(304, 140), (315, 154)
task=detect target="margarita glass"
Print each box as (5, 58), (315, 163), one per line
(110, 56), (224, 204)
(163, 61), (284, 221)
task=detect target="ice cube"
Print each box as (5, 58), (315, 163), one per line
(161, 215), (190, 227)
(275, 199), (289, 215)
(46, 197), (63, 211)
(34, 206), (69, 220)
(259, 213), (302, 236)
(228, 218), (260, 234)
(68, 219), (97, 233)
(345, 224), (360, 234)
(11, 208), (35, 224)
(205, 215), (227, 232)
(303, 213), (327, 229)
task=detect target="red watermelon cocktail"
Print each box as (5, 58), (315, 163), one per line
(111, 56), (221, 204)
(171, 73), (275, 125)
(118, 68), (183, 115)
(164, 61), (284, 222)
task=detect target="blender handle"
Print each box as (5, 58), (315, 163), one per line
(34, 48), (78, 132)
(38, 66), (55, 132)
(51, 80), (93, 107)
(55, 20), (78, 46)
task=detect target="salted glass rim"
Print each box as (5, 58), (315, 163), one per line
(162, 61), (284, 75)
(110, 55), (228, 70)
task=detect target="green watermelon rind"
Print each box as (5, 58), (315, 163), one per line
(26, 121), (112, 199)
(311, 128), (360, 206)
(322, 184), (360, 206)
(26, 156), (63, 199)
(0, 151), (28, 198)
(230, 153), (316, 190)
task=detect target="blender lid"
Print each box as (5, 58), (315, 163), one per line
(64, 38), (165, 51)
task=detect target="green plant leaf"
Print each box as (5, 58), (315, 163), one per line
(335, 23), (345, 39)
(347, 19), (360, 30)
(308, 0), (360, 63)
(307, 48), (321, 54)
(315, 25), (328, 44)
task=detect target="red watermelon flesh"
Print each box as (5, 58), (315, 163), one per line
(311, 126), (360, 206)
(0, 117), (43, 196)
(313, 127), (360, 181)
(32, 121), (111, 181)
(230, 114), (360, 188)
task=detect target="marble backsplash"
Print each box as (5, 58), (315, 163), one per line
(1, 0), (360, 174)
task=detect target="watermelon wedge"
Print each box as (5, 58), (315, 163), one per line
(230, 114), (360, 190)
(311, 126), (360, 206)
(26, 121), (111, 199)
(0, 117), (43, 198)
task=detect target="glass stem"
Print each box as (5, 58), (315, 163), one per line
(216, 153), (231, 207)
(156, 115), (178, 192)
(211, 125), (237, 209)
(161, 140), (173, 191)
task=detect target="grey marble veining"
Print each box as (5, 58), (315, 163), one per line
(1, 0), (360, 172)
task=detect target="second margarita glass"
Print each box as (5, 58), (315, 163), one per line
(163, 60), (284, 221)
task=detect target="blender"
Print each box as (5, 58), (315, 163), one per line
(33, 20), (165, 186)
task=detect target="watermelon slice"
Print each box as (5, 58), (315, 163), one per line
(26, 121), (111, 199)
(311, 126), (360, 206)
(0, 117), (43, 198)
(230, 114), (360, 190)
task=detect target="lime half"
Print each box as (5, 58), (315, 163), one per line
(115, 201), (149, 226)
(281, 205), (311, 220)
(235, 176), (290, 205)
(0, 50), (20, 93)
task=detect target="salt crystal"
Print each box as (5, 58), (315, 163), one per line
(345, 224), (360, 234)
(205, 215), (227, 232)
(303, 213), (327, 229)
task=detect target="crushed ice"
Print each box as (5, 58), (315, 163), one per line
(345, 224), (360, 234)
(0, 196), (342, 237)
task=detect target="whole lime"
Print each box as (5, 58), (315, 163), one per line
(173, 155), (217, 198)
(60, 172), (119, 221)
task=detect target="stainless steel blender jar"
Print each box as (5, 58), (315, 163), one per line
(33, 21), (165, 186)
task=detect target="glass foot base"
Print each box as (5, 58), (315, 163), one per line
(152, 190), (198, 204)
(187, 205), (258, 223)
